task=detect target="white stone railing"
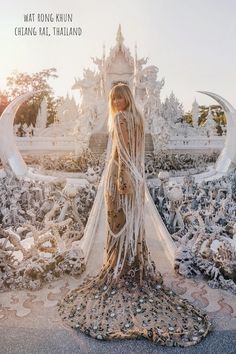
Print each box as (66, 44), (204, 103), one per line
(167, 135), (225, 150)
(16, 136), (76, 152)
(16, 134), (225, 153)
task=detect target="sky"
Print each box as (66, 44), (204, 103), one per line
(0, 0), (235, 111)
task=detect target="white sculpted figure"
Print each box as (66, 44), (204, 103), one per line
(34, 97), (48, 136)
(72, 69), (102, 144)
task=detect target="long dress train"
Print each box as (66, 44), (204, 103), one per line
(58, 111), (211, 347)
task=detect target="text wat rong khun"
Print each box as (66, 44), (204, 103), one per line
(0, 25), (235, 295)
(14, 13), (82, 37)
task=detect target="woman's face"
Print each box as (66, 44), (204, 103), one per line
(112, 95), (128, 112)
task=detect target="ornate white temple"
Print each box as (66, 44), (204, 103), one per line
(15, 25), (224, 155)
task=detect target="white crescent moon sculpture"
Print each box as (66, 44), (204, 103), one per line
(198, 91), (236, 173)
(0, 92), (37, 176)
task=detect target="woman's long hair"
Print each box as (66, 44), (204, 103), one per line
(107, 83), (144, 134)
(105, 83), (147, 278)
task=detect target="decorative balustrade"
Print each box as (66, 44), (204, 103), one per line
(16, 134), (225, 153)
(16, 136), (77, 152)
(167, 135), (225, 150)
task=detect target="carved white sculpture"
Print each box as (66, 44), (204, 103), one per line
(142, 65), (164, 132)
(204, 107), (216, 136)
(198, 91), (236, 173)
(133, 45), (148, 104)
(72, 68), (104, 140)
(0, 92), (36, 176)
(191, 99), (199, 127)
(56, 95), (79, 135)
(162, 92), (184, 132)
(22, 123), (33, 137)
(34, 97), (48, 136)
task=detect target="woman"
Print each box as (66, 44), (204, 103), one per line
(58, 83), (211, 347)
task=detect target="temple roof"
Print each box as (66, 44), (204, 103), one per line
(105, 24), (134, 69)
(116, 24), (124, 48)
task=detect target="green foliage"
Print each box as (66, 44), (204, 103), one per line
(0, 92), (10, 116)
(198, 105), (209, 126)
(183, 104), (226, 134)
(199, 105), (226, 126)
(182, 111), (192, 124)
(1, 68), (62, 126)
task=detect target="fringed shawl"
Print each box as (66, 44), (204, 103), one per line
(104, 110), (146, 278)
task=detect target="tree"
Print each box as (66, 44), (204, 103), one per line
(0, 90), (10, 116)
(182, 111), (192, 124)
(198, 105), (209, 126)
(5, 68), (61, 126)
(182, 104), (226, 130)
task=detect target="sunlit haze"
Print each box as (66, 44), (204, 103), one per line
(0, 0), (235, 111)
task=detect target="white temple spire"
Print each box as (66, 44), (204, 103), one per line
(134, 42), (137, 63)
(102, 43), (106, 60)
(191, 98), (199, 127)
(35, 97), (48, 130)
(116, 24), (124, 48)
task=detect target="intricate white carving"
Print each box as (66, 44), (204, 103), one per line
(34, 97), (48, 136)
(0, 92), (35, 176)
(198, 91), (236, 173)
(191, 99), (199, 128)
(149, 168), (236, 294)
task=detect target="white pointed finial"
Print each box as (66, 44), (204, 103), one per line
(116, 24), (124, 47)
(102, 43), (106, 59)
(134, 42), (137, 60)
